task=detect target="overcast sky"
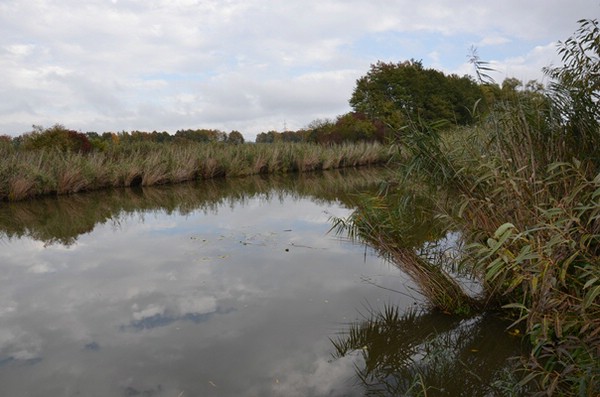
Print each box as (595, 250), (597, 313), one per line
(1, 1), (598, 140)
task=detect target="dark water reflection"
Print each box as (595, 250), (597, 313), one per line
(0, 168), (522, 396)
(0, 169), (390, 247)
(331, 308), (526, 396)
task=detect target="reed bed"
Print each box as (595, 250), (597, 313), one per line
(336, 108), (599, 394)
(0, 141), (394, 202)
(333, 19), (600, 395)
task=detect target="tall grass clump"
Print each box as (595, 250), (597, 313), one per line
(440, 20), (598, 394)
(0, 140), (394, 202)
(333, 19), (599, 395)
(468, 163), (599, 395)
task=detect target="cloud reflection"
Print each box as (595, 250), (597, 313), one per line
(122, 297), (234, 331)
(0, 328), (43, 368)
(0, 171), (411, 396)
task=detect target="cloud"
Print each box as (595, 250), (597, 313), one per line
(477, 36), (512, 46)
(0, 0), (596, 138)
(495, 42), (561, 83)
(262, 353), (363, 397)
(452, 42), (561, 84)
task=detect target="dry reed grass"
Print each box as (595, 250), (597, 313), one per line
(0, 142), (394, 202)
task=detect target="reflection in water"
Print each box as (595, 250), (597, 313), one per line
(0, 167), (411, 396)
(331, 307), (527, 396)
(331, 181), (481, 313)
(0, 168), (390, 246)
(122, 306), (234, 332)
(329, 181), (528, 395)
(0, 167), (523, 396)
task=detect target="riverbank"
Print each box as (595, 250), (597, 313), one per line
(333, 20), (600, 395)
(0, 141), (395, 202)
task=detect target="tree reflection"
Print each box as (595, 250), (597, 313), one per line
(0, 167), (393, 246)
(331, 306), (527, 396)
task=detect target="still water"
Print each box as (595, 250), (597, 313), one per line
(0, 170), (414, 396)
(0, 169), (521, 396)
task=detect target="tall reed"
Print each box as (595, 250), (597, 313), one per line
(0, 141), (394, 202)
(333, 19), (599, 395)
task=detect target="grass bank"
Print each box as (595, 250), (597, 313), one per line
(0, 141), (394, 202)
(333, 19), (599, 395)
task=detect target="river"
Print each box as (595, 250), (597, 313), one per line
(0, 169), (522, 396)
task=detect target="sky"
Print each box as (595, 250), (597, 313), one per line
(1, 1), (598, 141)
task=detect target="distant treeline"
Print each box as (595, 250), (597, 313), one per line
(0, 58), (546, 150)
(255, 60), (548, 144)
(0, 126), (246, 153)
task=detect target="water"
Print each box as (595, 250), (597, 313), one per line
(0, 170), (522, 396)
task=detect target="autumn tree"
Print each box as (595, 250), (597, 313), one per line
(22, 124), (92, 153)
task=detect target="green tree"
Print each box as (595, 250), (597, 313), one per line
(331, 112), (377, 142)
(0, 135), (13, 152)
(175, 128), (227, 143)
(85, 131), (109, 151)
(350, 60), (484, 131)
(254, 130), (282, 143)
(151, 131), (172, 143)
(227, 130), (245, 144)
(305, 119), (335, 143)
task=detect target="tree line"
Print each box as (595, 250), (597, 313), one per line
(257, 61), (550, 144)
(0, 126), (246, 153)
(1, 56), (550, 151)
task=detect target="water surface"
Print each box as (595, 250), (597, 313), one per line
(0, 169), (524, 396)
(0, 170), (415, 396)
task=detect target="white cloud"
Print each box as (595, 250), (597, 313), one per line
(478, 36), (512, 46)
(0, 0), (596, 138)
(497, 42), (561, 83)
(267, 353), (363, 397)
(4, 44), (36, 56)
(27, 263), (56, 274)
(132, 303), (165, 321)
(452, 42), (561, 85)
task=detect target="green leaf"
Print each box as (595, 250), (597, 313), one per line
(583, 277), (598, 290)
(559, 251), (580, 284)
(486, 257), (505, 281)
(502, 302), (529, 311)
(494, 222), (516, 239)
(514, 244), (538, 264)
(486, 224), (515, 255)
(531, 276), (538, 294)
(584, 285), (600, 309)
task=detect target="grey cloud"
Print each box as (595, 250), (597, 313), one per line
(0, 0), (595, 136)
